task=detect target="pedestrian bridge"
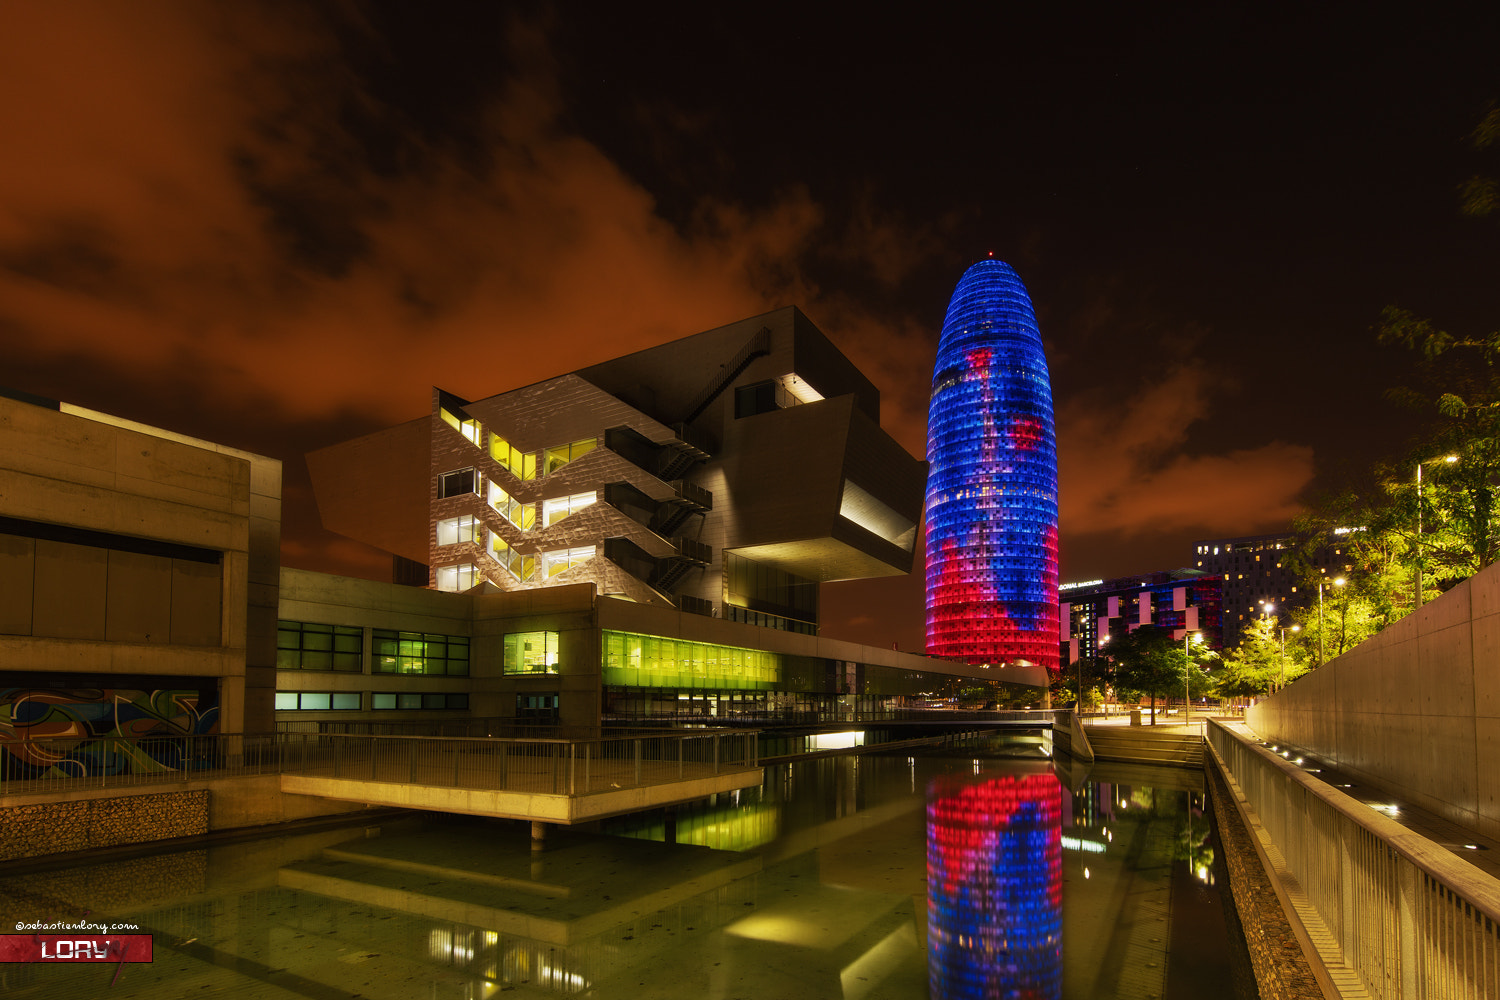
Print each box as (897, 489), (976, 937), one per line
(276, 731), (763, 824)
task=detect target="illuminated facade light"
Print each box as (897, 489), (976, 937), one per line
(925, 260), (1060, 670)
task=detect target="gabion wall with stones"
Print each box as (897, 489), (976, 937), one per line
(0, 790), (209, 862)
(1207, 761), (1323, 1000)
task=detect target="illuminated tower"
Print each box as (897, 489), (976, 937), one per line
(925, 259), (1059, 669)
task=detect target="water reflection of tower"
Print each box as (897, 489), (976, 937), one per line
(927, 772), (1063, 999)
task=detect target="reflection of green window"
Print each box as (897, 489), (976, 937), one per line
(504, 631), (560, 674)
(372, 629), (470, 675)
(277, 621), (363, 671)
(543, 438), (597, 476)
(601, 630), (779, 689)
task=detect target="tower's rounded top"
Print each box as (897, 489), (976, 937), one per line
(936, 259), (1044, 364)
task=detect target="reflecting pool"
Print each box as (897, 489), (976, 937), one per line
(0, 737), (1243, 999)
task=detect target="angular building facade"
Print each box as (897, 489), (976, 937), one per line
(925, 260), (1060, 670)
(309, 307), (926, 637)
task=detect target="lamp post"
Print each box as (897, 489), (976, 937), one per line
(1183, 631), (1199, 725)
(1317, 577), (1345, 664)
(1415, 454), (1458, 610)
(1260, 602), (1276, 693)
(1280, 624), (1299, 689)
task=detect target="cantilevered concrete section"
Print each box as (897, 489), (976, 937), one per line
(282, 769), (762, 825)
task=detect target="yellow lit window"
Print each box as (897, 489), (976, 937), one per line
(489, 432), (538, 481)
(440, 408), (482, 445)
(543, 438), (598, 476)
(543, 492), (597, 526)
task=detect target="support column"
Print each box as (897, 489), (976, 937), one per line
(531, 820), (548, 852)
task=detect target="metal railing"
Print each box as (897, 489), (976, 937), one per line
(603, 708), (1068, 726)
(0, 733), (277, 796)
(277, 731), (758, 796)
(1209, 720), (1500, 998)
(2, 730), (759, 799)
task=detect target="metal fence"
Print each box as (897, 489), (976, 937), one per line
(0, 733), (278, 796)
(277, 731), (759, 796)
(1209, 720), (1500, 998)
(1, 730), (759, 799)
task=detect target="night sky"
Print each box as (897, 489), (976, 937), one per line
(3, 3), (1496, 651)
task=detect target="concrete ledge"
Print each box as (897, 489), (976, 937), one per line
(280, 767), (764, 824)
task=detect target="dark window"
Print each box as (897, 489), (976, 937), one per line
(277, 621), (363, 671)
(438, 468), (477, 498)
(373, 629), (470, 675)
(734, 381), (779, 418)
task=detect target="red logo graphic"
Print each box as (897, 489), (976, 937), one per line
(0, 935), (153, 963)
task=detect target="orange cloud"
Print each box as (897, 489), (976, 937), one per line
(1058, 363), (1314, 541)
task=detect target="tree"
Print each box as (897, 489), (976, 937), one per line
(1049, 656), (1111, 710)
(1373, 107), (1500, 593)
(1215, 615), (1306, 703)
(1108, 626), (1186, 726)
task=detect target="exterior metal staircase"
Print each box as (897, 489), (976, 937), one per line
(679, 327), (771, 424)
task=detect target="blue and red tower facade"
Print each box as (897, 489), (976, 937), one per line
(925, 259), (1060, 670)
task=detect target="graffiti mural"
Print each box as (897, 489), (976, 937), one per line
(0, 687), (219, 781)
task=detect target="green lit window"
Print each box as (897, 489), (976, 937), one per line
(275, 691), (360, 710)
(542, 491), (597, 526)
(489, 432), (538, 481)
(373, 629), (470, 675)
(277, 621), (363, 671)
(543, 438), (597, 476)
(440, 408), (482, 446)
(541, 546), (594, 578)
(504, 631), (560, 674)
(488, 481), (536, 531)
(601, 630), (780, 690)
(436, 515), (482, 546)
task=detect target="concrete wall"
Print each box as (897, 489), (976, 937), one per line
(0, 789), (209, 861)
(1246, 560), (1500, 838)
(0, 395), (282, 735)
(0, 777), (377, 861)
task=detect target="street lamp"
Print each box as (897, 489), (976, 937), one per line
(1416, 454), (1459, 610)
(1183, 631), (1200, 725)
(1317, 577), (1344, 664)
(1280, 624), (1300, 690)
(1259, 602), (1276, 694)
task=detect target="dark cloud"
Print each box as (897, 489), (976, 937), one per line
(4, 1), (1467, 647)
